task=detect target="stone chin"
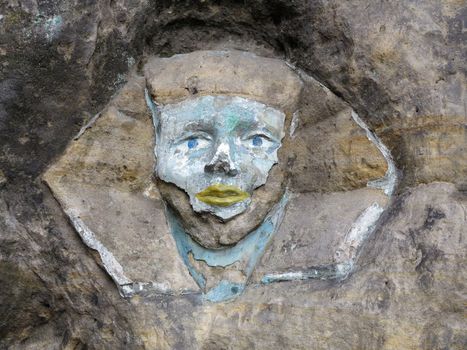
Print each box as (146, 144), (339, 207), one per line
(156, 164), (286, 249)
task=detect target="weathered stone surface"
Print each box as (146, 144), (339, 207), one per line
(121, 182), (465, 350)
(43, 63), (391, 298)
(145, 50), (303, 113)
(9, 182), (457, 350)
(43, 81), (197, 292)
(287, 106), (389, 193)
(251, 187), (389, 281)
(0, 0), (465, 348)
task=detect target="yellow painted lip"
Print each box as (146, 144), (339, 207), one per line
(195, 184), (250, 207)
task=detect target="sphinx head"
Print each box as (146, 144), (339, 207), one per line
(145, 51), (302, 249)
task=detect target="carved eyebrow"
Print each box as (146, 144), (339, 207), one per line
(234, 119), (260, 133)
(183, 121), (215, 133)
(170, 130), (213, 148)
(243, 127), (279, 142)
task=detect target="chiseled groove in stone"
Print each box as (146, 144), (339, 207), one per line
(334, 202), (385, 264)
(261, 263), (352, 284)
(289, 111), (300, 138)
(119, 282), (200, 298)
(73, 112), (102, 140)
(351, 110), (398, 196)
(285, 61), (335, 95)
(67, 213), (133, 293)
(145, 88), (160, 134)
(67, 215), (193, 298)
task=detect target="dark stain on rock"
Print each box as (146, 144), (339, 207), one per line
(413, 242), (444, 292)
(423, 207), (446, 230)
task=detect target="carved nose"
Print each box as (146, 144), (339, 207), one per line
(204, 143), (239, 177)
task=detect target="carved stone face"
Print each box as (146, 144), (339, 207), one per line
(152, 95), (285, 221)
(143, 50), (302, 249)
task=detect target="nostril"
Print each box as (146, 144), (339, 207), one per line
(204, 163), (214, 173)
(204, 145), (239, 175)
(204, 159), (238, 176)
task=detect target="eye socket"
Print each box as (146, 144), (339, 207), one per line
(182, 135), (210, 151)
(244, 133), (275, 149)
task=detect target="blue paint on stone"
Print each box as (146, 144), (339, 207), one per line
(203, 281), (245, 302)
(187, 138), (198, 149)
(252, 135), (263, 146)
(165, 193), (289, 302)
(165, 207), (207, 290)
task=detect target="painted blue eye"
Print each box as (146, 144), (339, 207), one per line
(252, 135), (263, 147)
(187, 138), (198, 149)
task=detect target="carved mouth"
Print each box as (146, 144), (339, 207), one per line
(195, 184), (250, 207)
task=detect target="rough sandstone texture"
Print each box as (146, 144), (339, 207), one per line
(0, 1), (465, 349)
(41, 64), (389, 289)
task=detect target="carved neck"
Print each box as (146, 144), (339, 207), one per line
(164, 193), (289, 302)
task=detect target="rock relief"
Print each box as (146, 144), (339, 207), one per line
(44, 50), (397, 301)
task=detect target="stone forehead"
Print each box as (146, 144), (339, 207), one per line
(144, 50), (303, 113)
(157, 96), (286, 139)
(160, 96), (284, 122)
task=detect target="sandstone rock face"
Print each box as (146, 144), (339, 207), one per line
(42, 51), (392, 300)
(0, 1), (465, 349)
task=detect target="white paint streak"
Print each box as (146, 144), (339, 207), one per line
(74, 112), (101, 140)
(266, 272), (305, 280)
(289, 111), (300, 138)
(67, 213), (132, 287)
(335, 202), (384, 263)
(335, 262), (353, 277)
(351, 111), (398, 195)
(261, 261), (353, 283)
(285, 61), (329, 92)
(120, 281), (172, 297)
(143, 182), (160, 200)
